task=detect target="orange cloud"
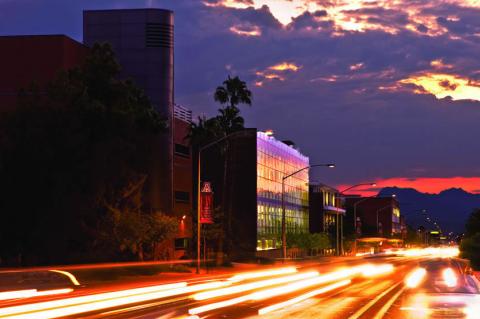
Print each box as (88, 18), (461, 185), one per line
(430, 59), (454, 69)
(230, 24), (262, 37)
(337, 176), (480, 197)
(399, 73), (480, 101)
(255, 61), (301, 86)
(269, 62), (301, 72)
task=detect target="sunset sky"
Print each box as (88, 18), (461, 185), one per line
(1, 0), (479, 195)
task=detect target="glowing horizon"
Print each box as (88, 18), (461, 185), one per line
(337, 176), (480, 196)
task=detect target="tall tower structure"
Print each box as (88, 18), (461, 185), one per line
(84, 9), (174, 214)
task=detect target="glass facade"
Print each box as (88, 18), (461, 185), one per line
(256, 132), (309, 250)
(392, 206), (401, 234)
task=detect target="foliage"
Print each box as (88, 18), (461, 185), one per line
(460, 233), (480, 270)
(214, 75), (252, 112)
(0, 43), (167, 265)
(465, 208), (480, 238)
(188, 75), (252, 147)
(287, 232), (330, 255)
(460, 208), (480, 270)
(405, 225), (424, 245)
(187, 75), (253, 262)
(97, 176), (178, 260)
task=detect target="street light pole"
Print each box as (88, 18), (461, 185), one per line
(196, 130), (248, 274)
(281, 163), (335, 261)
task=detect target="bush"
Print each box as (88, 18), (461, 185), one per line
(461, 209), (480, 269)
(460, 233), (480, 270)
(286, 232), (330, 255)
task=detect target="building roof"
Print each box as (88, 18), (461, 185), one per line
(257, 131), (309, 162)
(310, 182), (339, 194)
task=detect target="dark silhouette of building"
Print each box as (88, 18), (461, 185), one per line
(173, 104), (193, 258)
(345, 196), (402, 238)
(309, 183), (345, 255)
(0, 35), (88, 111)
(83, 9), (175, 216)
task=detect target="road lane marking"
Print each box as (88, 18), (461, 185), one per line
(372, 287), (406, 319)
(347, 281), (402, 319)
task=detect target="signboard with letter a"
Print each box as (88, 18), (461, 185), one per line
(200, 182), (214, 224)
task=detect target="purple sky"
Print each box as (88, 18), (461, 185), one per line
(1, 0), (480, 194)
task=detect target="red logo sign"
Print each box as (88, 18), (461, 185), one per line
(200, 182), (214, 224)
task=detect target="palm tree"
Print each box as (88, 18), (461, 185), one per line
(214, 76), (252, 262)
(186, 115), (221, 147)
(189, 76), (253, 264)
(216, 106), (245, 135)
(214, 76), (252, 111)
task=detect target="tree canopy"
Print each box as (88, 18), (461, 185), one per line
(461, 208), (480, 269)
(0, 43), (175, 265)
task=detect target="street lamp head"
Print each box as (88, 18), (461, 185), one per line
(327, 164), (336, 168)
(392, 194), (397, 198)
(371, 183), (377, 187)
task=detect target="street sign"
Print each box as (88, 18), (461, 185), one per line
(200, 182), (214, 224)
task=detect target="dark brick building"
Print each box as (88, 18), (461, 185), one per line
(0, 35), (88, 111)
(172, 105), (193, 258)
(345, 196), (402, 238)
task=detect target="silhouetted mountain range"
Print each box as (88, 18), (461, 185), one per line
(378, 187), (480, 234)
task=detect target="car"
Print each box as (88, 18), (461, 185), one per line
(401, 258), (480, 319)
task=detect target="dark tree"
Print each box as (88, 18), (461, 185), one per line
(460, 233), (480, 270)
(460, 208), (480, 269)
(214, 76), (252, 113)
(465, 208), (480, 238)
(188, 75), (253, 264)
(0, 43), (173, 265)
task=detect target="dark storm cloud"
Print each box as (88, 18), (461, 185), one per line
(0, 0), (479, 188)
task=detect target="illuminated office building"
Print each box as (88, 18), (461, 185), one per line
(256, 131), (310, 251)
(204, 129), (310, 258)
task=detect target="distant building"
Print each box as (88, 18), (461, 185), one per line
(309, 183), (345, 255)
(173, 104), (193, 258)
(0, 35), (88, 111)
(345, 196), (402, 238)
(203, 129), (310, 258)
(84, 8), (175, 216)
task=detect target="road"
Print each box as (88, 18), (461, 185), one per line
(0, 248), (467, 319)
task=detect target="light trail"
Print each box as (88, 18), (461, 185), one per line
(193, 271), (318, 300)
(0, 289), (73, 301)
(396, 247), (459, 258)
(48, 270), (81, 286)
(405, 268), (427, 288)
(360, 264), (394, 277)
(258, 279), (351, 315)
(0, 290), (37, 301)
(0, 282), (188, 317)
(227, 267), (297, 283)
(189, 265), (386, 315)
(0, 281), (228, 319)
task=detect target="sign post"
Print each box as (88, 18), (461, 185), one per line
(197, 181), (213, 274)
